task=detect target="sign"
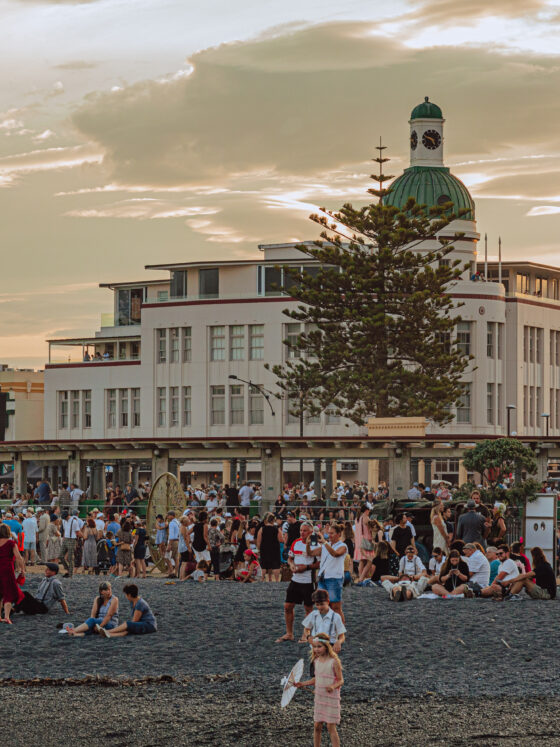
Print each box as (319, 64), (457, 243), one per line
(524, 493), (557, 568)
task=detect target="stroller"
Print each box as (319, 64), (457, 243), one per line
(217, 546), (235, 580)
(95, 538), (113, 575)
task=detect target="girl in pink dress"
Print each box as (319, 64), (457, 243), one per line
(295, 633), (344, 747)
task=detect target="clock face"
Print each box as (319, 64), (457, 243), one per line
(410, 130), (418, 150)
(422, 129), (441, 150)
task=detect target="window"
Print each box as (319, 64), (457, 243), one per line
(249, 324), (264, 360)
(182, 327), (192, 362)
(497, 384), (503, 426)
(287, 397), (300, 425)
(326, 407), (340, 424)
(456, 321), (471, 357)
(529, 385), (535, 427)
(170, 270), (187, 299)
(132, 388), (140, 427)
(550, 332), (555, 366)
(199, 268), (219, 299)
(230, 384), (244, 425)
(306, 410), (320, 424)
(456, 383), (471, 424)
(182, 386), (191, 426)
(170, 328), (180, 363)
(497, 323), (504, 360)
(157, 290), (169, 302)
(59, 391), (68, 429)
(537, 328), (543, 364)
(556, 331), (560, 366)
(536, 276), (548, 297)
(435, 330), (451, 355)
(119, 388), (128, 427)
(487, 383), (495, 424)
(529, 328), (535, 363)
(556, 389), (560, 433)
(107, 389), (117, 429)
(157, 387), (166, 427)
(249, 389), (264, 425)
(486, 322), (494, 358)
(210, 326), (226, 361)
(157, 329), (167, 363)
(286, 323), (302, 359)
(517, 273), (530, 294)
(550, 389), (555, 431)
(131, 341), (140, 360)
(210, 385), (225, 425)
(551, 278), (559, 300)
(261, 266), (283, 296)
(170, 386), (179, 427)
(71, 390), (80, 428)
(537, 386), (543, 423)
(229, 325), (245, 361)
(523, 385), (528, 427)
(438, 258), (451, 268)
(116, 287), (144, 326)
(83, 390), (91, 429)
(524, 327), (529, 363)
(118, 341), (127, 360)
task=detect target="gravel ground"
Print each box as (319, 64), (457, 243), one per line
(1, 576), (560, 745)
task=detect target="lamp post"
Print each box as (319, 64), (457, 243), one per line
(227, 375), (275, 416)
(506, 404), (516, 437)
(541, 412), (550, 438)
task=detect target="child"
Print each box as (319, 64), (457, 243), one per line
(302, 590), (346, 653)
(105, 531), (117, 575)
(235, 549), (262, 583)
(295, 633), (343, 747)
(185, 560), (209, 583)
(155, 514), (167, 557)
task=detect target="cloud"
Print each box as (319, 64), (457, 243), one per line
(527, 206), (560, 217)
(53, 60), (99, 70)
(0, 144), (103, 183)
(403, 0), (547, 27)
(63, 198), (221, 220)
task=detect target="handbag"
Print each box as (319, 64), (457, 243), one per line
(361, 538), (374, 552)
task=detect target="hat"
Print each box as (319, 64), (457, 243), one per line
(45, 562), (59, 573)
(466, 499), (476, 509)
(413, 482), (419, 487)
(36, 506), (46, 513)
(424, 486), (432, 493)
(286, 511), (295, 517)
(72, 508), (80, 516)
(92, 508), (100, 513)
(182, 509), (193, 516)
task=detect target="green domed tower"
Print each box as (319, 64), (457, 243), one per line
(385, 97), (475, 220)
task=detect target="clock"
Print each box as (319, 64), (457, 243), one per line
(422, 129), (441, 150)
(410, 130), (418, 150)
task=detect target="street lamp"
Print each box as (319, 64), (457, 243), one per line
(541, 412), (550, 438)
(227, 375), (275, 416)
(506, 404), (516, 437)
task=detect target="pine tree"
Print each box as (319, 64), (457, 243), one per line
(267, 149), (472, 426)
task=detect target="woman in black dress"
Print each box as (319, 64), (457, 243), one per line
(256, 512), (282, 582)
(132, 520), (147, 579)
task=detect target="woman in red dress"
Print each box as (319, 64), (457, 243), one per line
(0, 523), (25, 624)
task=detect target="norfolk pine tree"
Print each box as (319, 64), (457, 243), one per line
(268, 148), (473, 426)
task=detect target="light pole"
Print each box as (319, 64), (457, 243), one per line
(506, 404), (516, 437)
(227, 375), (275, 416)
(541, 412), (550, 438)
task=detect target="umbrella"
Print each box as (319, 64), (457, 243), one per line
(280, 658), (304, 708)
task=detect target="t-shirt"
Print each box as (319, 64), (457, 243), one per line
(391, 525), (413, 556)
(288, 538), (314, 584)
(130, 598), (157, 630)
(302, 608), (346, 643)
(399, 555), (425, 578)
(189, 569), (206, 582)
(3, 519), (22, 537)
(429, 555), (446, 574)
(466, 549), (490, 587)
(22, 517), (38, 541)
(37, 482), (51, 503)
(35, 575), (65, 610)
(457, 511), (486, 544)
(239, 486), (253, 507)
(443, 560), (470, 592)
(319, 540), (346, 579)
(371, 556), (390, 581)
(489, 559), (500, 584)
(107, 521), (121, 536)
(497, 558), (519, 583)
(62, 516), (84, 539)
(533, 561), (556, 598)
(95, 518), (105, 533)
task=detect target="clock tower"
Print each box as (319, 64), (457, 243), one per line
(409, 96), (445, 168)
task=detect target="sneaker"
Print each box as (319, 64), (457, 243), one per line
(507, 593), (522, 601)
(98, 626), (110, 638)
(392, 588), (402, 602)
(94, 624), (102, 634)
(463, 588), (474, 599)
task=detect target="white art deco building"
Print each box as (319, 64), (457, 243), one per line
(43, 99), (560, 484)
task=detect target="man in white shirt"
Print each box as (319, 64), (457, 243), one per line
(69, 484), (84, 511)
(92, 509), (106, 536)
(22, 510), (38, 565)
(61, 510), (84, 578)
(307, 523), (347, 620)
(481, 544), (519, 597)
(205, 493), (219, 513)
(382, 546), (429, 601)
(165, 511), (181, 578)
(238, 482), (254, 517)
(463, 543), (490, 590)
(276, 522), (316, 643)
(407, 482), (421, 500)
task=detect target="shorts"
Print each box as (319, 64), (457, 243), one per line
(526, 583), (551, 600)
(134, 546), (146, 560)
(24, 541), (36, 551)
(317, 577), (344, 603)
(180, 550), (191, 562)
(194, 549), (211, 563)
(285, 581), (314, 607)
(126, 621), (156, 635)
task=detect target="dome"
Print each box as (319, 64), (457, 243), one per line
(385, 166), (475, 219)
(410, 96), (442, 120)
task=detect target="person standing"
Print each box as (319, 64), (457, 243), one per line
(81, 518), (98, 574)
(257, 512), (282, 582)
(457, 499), (489, 546)
(69, 483), (84, 512)
(238, 482), (254, 517)
(116, 520), (133, 577)
(22, 509), (38, 566)
(36, 479), (52, 506)
(133, 521), (148, 579)
(191, 511), (210, 565)
(0, 523), (25, 623)
(47, 516), (62, 563)
(390, 514), (415, 557)
(58, 483), (72, 513)
(36, 507), (50, 564)
(430, 502), (450, 554)
(61, 510), (84, 578)
(276, 522), (316, 643)
(165, 511), (180, 577)
(307, 523), (347, 621)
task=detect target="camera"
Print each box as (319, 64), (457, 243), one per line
(310, 532), (319, 546)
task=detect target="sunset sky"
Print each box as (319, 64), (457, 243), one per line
(2, 0), (560, 368)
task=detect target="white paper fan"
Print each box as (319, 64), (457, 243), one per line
(280, 658), (304, 708)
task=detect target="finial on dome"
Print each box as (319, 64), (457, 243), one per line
(424, 96), (429, 102)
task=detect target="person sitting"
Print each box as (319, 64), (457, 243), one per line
(235, 549), (262, 582)
(381, 546), (428, 601)
(426, 547), (446, 586)
(185, 559), (209, 583)
(99, 584), (156, 637)
(486, 546), (500, 584)
(462, 542), (490, 594)
(430, 550), (471, 598)
(480, 544), (519, 598)
(14, 562), (69, 616)
(506, 547), (556, 600)
(67, 581), (119, 636)
(510, 541), (531, 573)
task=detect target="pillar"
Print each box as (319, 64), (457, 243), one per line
(90, 462), (105, 499)
(239, 459), (247, 483)
(458, 459), (467, 486)
(388, 447), (411, 498)
(536, 451), (548, 482)
(325, 458), (334, 501)
(423, 458), (432, 486)
(131, 464), (140, 488)
(418, 459), (425, 485)
(151, 449), (169, 483)
(41, 465), (48, 481)
(79, 461), (88, 493)
(313, 458), (322, 497)
(13, 457), (26, 496)
(67, 453), (81, 486)
(410, 457), (419, 485)
(222, 460), (231, 485)
(229, 458), (237, 485)
(261, 447), (282, 512)
(368, 459), (380, 490)
(51, 465), (59, 489)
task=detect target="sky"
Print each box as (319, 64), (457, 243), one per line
(2, 0), (560, 369)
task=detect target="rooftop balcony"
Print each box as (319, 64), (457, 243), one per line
(47, 336), (141, 368)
